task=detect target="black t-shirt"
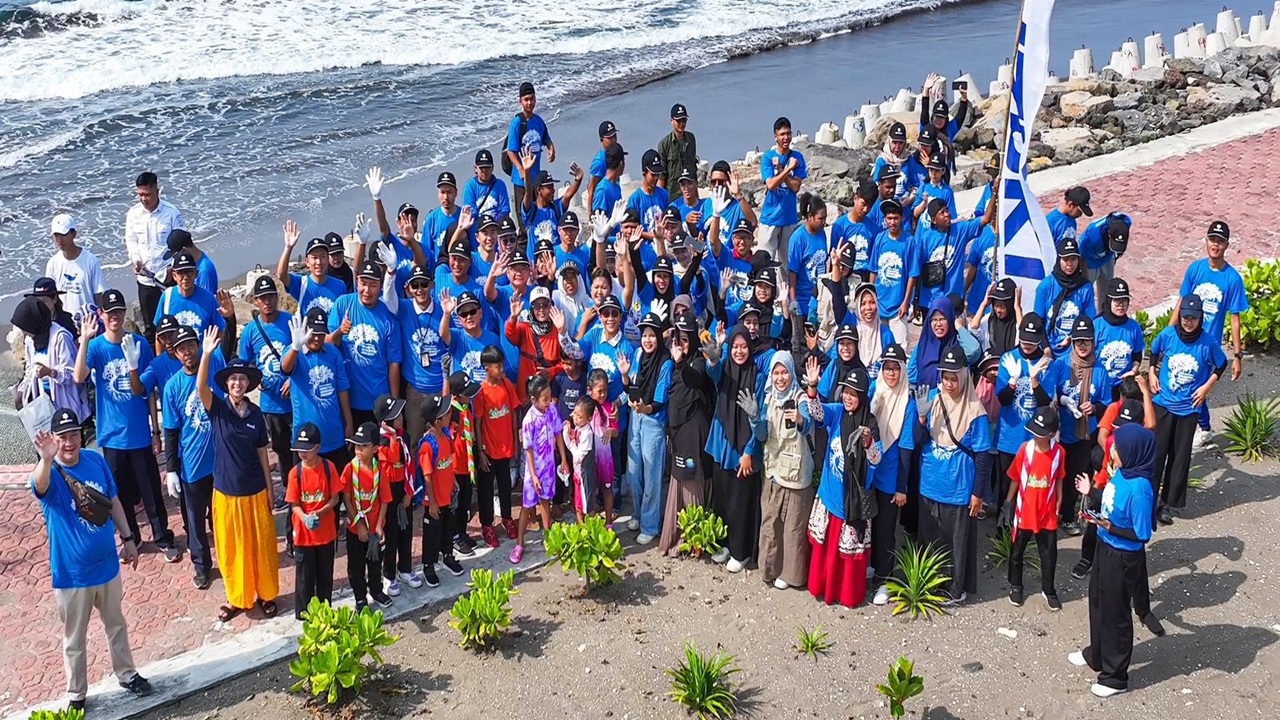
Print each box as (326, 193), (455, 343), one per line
(552, 372), (587, 424)
(209, 398), (270, 497)
(330, 262), (354, 293)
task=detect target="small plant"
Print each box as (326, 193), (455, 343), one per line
(795, 625), (831, 660)
(1134, 307), (1172, 349)
(544, 516), (625, 589)
(1240, 258), (1280, 351)
(289, 598), (398, 706)
(884, 539), (950, 619)
(1223, 392), (1280, 462)
(29, 709), (84, 720)
(986, 525), (1040, 572)
(666, 642), (740, 720)
(448, 568), (519, 650)
(876, 656), (925, 720)
(1188, 464), (1206, 489)
(677, 505), (728, 557)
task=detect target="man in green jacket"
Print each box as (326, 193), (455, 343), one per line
(658, 103), (697, 189)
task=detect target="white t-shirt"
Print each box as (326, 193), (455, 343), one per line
(45, 250), (107, 320)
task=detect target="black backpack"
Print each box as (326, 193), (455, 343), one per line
(500, 114), (529, 176)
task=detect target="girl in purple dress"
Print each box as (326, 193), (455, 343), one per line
(511, 376), (568, 563)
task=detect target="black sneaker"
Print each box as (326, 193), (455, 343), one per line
(1158, 507), (1174, 525)
(1140, 613), (1167, 637)
(1071, 559), (1092, 580)
(193, 573), (211, 590)
(1062, 521), (1083, 537)
(422, 565), (441, 588)
(1043, 592), (1062, 611)
(69, 699), (85, 712)
(354, 602), (368, 615)
(453, 535), (476, 557)
(1009, 587), (1024, 607)
(161, 545), (184, 563)
(120, 673), (153, 697)
(442, 556), (465, 576)
(370, 591), (393, 609)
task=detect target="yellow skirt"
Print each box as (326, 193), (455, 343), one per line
(212, 489), (280, 609)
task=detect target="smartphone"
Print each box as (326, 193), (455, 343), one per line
(1080, 508), (1102, 522)
(626, 386), (642, 404)
(952, 80), (968, 91)
(783, 399), (797, 429)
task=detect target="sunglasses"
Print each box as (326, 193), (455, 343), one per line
(600, 309), (621, 318)
(459, 307), (479, 318)
(408, 281), (428, 291)
(532, 301), (551, 310)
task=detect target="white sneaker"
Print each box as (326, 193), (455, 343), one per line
(1192, 428), (1216, 450)
(627, 518), (640, 532)
(1068, 651), (1088, 668)
(873, 585), (891, 606)
(385, 578), (402, 597)
(636, 533), (655, 545)
(1090, 683), (1126, 698)
(400, 571), (424, 589)
(772, 578), (790, 590)
(711, 547), (731, 564)
(726, 557), (745, 573)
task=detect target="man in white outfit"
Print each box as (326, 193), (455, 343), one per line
(45, 213), (107, 321)
(124, 171), (183, 343)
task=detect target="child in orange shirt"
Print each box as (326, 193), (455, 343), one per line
(1003, 406), (1066, 611)
(447, 372), (481, 557)
(286, 422), (341, 620)
(472, 347), (520, 547)
(342, 422), (393, 613)
(372, 394), (423, 596)
(417, 393), (462, 588)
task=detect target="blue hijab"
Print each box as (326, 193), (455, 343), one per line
(915, 296), (956, 387)
(1113, 424), (1156, 482)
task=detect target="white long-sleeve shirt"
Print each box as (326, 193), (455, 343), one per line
(124, 199), (183, 287)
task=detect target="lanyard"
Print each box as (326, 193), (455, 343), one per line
(350, 457), (381, 526)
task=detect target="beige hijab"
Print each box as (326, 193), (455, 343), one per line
(872, 359), (910, 449)
(854, 283), (882, 369)
(930, 367), (985, 449)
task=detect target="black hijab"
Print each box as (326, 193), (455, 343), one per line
(11, 297), (53, 351)
(985, 299), (1018, 356)
(1175, 314), (1203, 344)
(838, 375), (877, 522)
(1049, 258), (1088, 333)
(826, 335), (864, 402)
(634, 324), (672, 405)
(667, 323), (712, 427)
(715, 324), (758, 452)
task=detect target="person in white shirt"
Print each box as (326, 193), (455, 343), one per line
(46, 213), (107, 321)
(124, 172), (183, 342)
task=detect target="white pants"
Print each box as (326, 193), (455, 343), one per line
(755, 223), (797, 261)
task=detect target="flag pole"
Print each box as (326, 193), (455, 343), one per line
(995, 0), (1029, 284)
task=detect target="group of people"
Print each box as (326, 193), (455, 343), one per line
(17, 78), (1249, 712)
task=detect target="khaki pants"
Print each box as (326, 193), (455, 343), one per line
(1088, 260), (1116, 315)
(405, 385), (430, 449)
(55, 575), (137, 701)
(755, 223), (797, 262)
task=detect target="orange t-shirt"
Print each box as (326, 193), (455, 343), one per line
(341, 459), (392, 531)
(449, 403), (474, 475)
(473, 378), (518, 460)
(376, 429), (411, 490)
(1098, 400), (1122, 434)
(285, 460), (341, 547)
(417, 430), (457, 507)
(1006, 440), (1065, 533)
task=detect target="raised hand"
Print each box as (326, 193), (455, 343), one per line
(33, 430), (57, 461)
(719, 268), (733, 299)
(535, 252), (555, 280)
(80, 313), (100, 342)
(355, 212), (374, 245)
(489, 248), (510, 278)
(458, 206), (475, 230)
(608, 199), (627, 228)
(716, 322), (727, 348)
(616, 350), (632, 378)
(711, 185), (731, 218)
(366, 166), (385, 201)
(670, 341), (684, 364)
(337, 312), (352, 337)
(375, 242), (397, 271)
(288, 313), (307, 352)
(439, 290), (457, 316)
(120, 334), (142, 371)
(509, 294), (523, 320)
(201, 326), (220, 355)
(549, 305), (566, 332)
(804, 355), (821, 387)
(520, 148), (536, 171)
(1001, 354), (1021, 385)
(736, 388), (759, 421)
(283, 219), (301, 249)
(216, 289), (236, 318)
(591, 210), (612, 242)
(650, 298), (669, 322)
(569, 162), (583, 181)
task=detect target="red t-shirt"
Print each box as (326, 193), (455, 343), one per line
(473, 378), (518, 460)
(417, 430), (456, 507)
(505, 318), (563, 403)
(376, 429), (411, 490)
(285, 460), (341, 547)
(342, 459), (392, 531)
(1006, 440), (1066, 533)
(449, 404), (474, 476)
(1098, 400), (1122, 434)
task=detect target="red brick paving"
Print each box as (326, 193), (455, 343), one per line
(2, 127), (1280, 714)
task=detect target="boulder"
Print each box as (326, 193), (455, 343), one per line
(1099, 68), (1125, 82)
(1129, 66), (1167, 86)
(1105, 109), (1149, 132)
(1080, 95), (1114, 117)
(807, 177), (855, 206)
(1059, 90), (1094, 117)
(1039, 126), (1094, 153)
(1187, 84), (1263, 116)
(1112, 92), (1143, 110)
(1064, 78), (1115, 96)
(1166, 57), (1204, 74)
(1164, 69), (1188, 89)
(863, 111), (919, 149)
(1028, 156), (1055, 172)
(804, 152), (851, 179)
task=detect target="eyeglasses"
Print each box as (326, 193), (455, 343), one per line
(1072, 339), (1092, 347)
(600, 309), (621, 318)
(408, 282), (428, 291)
(532, 301), (551, 310)
(459, 307), (479, 318)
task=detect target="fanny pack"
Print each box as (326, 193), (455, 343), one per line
(57, 463), (112, 527)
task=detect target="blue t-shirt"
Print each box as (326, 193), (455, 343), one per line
(1033, 276), (1097, 354)
(1151, 326), (1227, 416)
(196, 254), (219, 297)
(872, 157), (919, 206)
(964, 228), (998, 316)
(574, 327), (636, 403)
(377, 236), (418, 297)
(33, 451), (120, 589)
(524, 199), (565, 251)
(155, 286), (225, 335)
(505, 113), (551, 188)
(900, 389), (992, 505)
(1179, 258), (1249, 344)
(1077, 213), (1131, 270)
(286, 273), (347, 315)
(328, 295), (403, 411)
(554, 243), (591, 274)
(449, 327), (502, 383)
(759, 149), (807, 227)
(1044, 209), (1078, 245)
(237, 312), (292, 416)
(915, 218), (983, 309)
(461, 177), (511, 221)
(829, 214), (876, 272)
(420, 207), (460, 270)
(817, 405), (859, 519)
(626, 186), (670, 234)
(137, 351), (181, 401)
(161, 354), (225, 484)
(912, 182), (956, 231)
(1099, 470), (1153, 552)
(869, 231), (918, 319)
(397, 299), (448, 394)
(589, 149), (607, 179)
(866, 390), (914, 496)
(592, 176), (623, 216)
(1051, 356), (1110, 444)
(287, 344), (350, 454)
(85, 334), (154, 451)
(995, 351), (1064, 454)
(1093, 316), (1145, 389)
(627, 350), (673, 422)
(786, 225), (829, 317)
(434, 273), (484, 333)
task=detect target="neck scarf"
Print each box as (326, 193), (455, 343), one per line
(450, 399), (475, 481)
(1069, 345), (1096, 438)
(11, 297), (52, 352)
(827, 342), (864, 403)
(716, 325), (758, 453)
(1049, 261), (1088, 332)
(879, 137), (912, 166)
(915, 297), (957, 388)
(854, 284), (882, 369)
(871, 362), (910, 449)
(985, 301), (1018, 356)
(1175, 316), (1203, 344)
(635, 331), (672, 404)
(930, 368), (985, 449)
(1100, 302), (1128, 327)
(349, 456), (381, 527)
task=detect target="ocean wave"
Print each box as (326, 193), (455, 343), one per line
(0, 0), (958, 102)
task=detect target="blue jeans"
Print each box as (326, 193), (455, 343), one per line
(626, 411), (665, 536)
(1197, 402), (1211, 431)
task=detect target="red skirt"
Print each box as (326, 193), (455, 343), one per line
(808, 513), (868, 608)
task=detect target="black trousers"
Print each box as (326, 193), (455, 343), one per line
(900, 446), (923, 536)
(346, 534), (382, 603)
(709, 465), (761, 563)
(350, 408), (376, 428)
(295, 541), (335, 619)
(264, 411), (294, 499)
(421, 504), (455, 566)
(1061, 440), (1093, 523)
(1009, 529), (1057, 595)
(1079, 517), (1152, 616)
(452, 472), (473, 541)
(1153, 405), (1197, 515)
(477, 457), (512, 525)
(1085, 542), (1143, 690)
(137, 281), (163, 343)
(381, 484), (414, 579)
(103, 446), (173, 548)
(180, 475), (214, 575)
(995, 451), (1017, 514)
(920, 497), (978, 599)
(871, 488), (900, 585)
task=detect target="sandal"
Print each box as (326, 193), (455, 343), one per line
(218, 605), (243, 622)
(259, 599), (278, 618)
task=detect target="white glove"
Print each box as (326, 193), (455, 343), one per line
(650, 298), (669, 322)
(608, 198), (627, 227)
(375, 242), (397, 270)
(365, 166), (384, 201)
(710, 185), (731, 218)
(303, 513), (320, 530)
(591, 211), (612, 242)
(289, 313), (307, 352)
(120, 334), (142, 371)
(1002, 354), (1021, 384)
(166, 472), (181, 499)
(736, 388), (759, 422)
(355, 212), (375, 245)
(1060, 394), (1082, 419)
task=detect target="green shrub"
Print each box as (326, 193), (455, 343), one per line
(876, 656), (925, 720)
(289, 598), (398, 705)
(1240, 258), (1280, 351)
(795, 625), (831, 660)
(544, 516), (625, 589)
(884, 539), (950, 619)
(666, 643), (740, 720)
(448, 568), (519, 650)
(676, 505), (728, 557)
(29, 709), (84, 720)
(1223, 392), (1280, 462)
(986, 525), (1040, 572)
(1134, 307), (1172, 349)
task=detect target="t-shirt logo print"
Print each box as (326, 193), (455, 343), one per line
(412, 327), (441, 362)
(521, 129), (542, 156)
(309, 363), (336, 403)
(183, 390), (210, 433)
(460, 350), (483, 381)
(174, 309), (203, 332)
(878, 251), (903, 283)
(1192, 282), (1223, 326)
(102, 358), (132, 401)
(590, 351), (618, 375)
(1057, 300), (1080, 335)
(931, 444), (958, 462)
(1014, 376), (1035, 420)
(804, 249), (828, 287)
(1167, 353), (1200, 393)
(258, 342), (285, 378)
(348, 323), (381, 363)
(1099, 340), (1132, 377)
(826, 433), (844, 477)
(305, 295), (334, 314)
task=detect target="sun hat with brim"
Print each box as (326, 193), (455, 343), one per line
(215, 358), (263, 394)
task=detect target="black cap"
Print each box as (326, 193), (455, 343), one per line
(597, 294), (623, 313)
(560, 210), (580, 229)
(448, 370), (481, 399)
(156, 314), (181, 336)
(880, 199), (903, 217)
(419, 393), (453, 423)
(1019, 312), (1046, 344)
(50, 408), (82, 435)
(834, 323), (858, 342)
(305, 236), (329, 256)
(931, 99), (949, 119)
(1106, 277), (1130, 300)
(620, 207), (642, 226)
(1116, 399), (1144, 427)
(677, 166), (697, 185)
(990, 278), (1017, 301)
(662, 206), (682, 226)
(25, 277), (63, 298)
(497, 216), (518, 238)
(348, 421), (379, 446)
(1065, 186), (1092, 216)
(475, 149), (494, 168)
(732, 217), (755, 237)
(641, 149), (664, 175)
(1179, 294), (1204, 319)
(888, 122), (907, 142)
(559, 259), (581, 277)
(518, 81), (535, 97)
(456, 291), (482, 312)
(304, 306), (329, 334)
(437, 171), (457, 188)
(598, 120), (618, 138)
(881, 343), (908, 365)
(670, 103), (689, 120)
(170, 250), (197, 273)
(162, 229), (195, 260)
(1057, 237), (1081, 258)
(292, 422), (322, 452)
(407, 264), (432, 286)
(373, 393), (406, 424)
(737, 301), (762, 319)
(927, 154), (947, 171)
(673, 311), (699, 335)
(1105, 215), (1130, 252)
(1026, 406), (1059, 437)
(926, 197), (949, 218)
(1207, 219), (1230, 241)
(653, 256), (674, 276)
(754, 265), (778, 289)
(448, 239), (472, 258)
(508, 250), (531, 268)
(637, 312), (665, 331)
(978, 350), (1000, 374)
(172, 325), (199, 348)
(357, 259), (382, 280)
(534, 170), (556, 187)
(604, 242), (618, 258)
(534, 238), (555, 257)
(251, 274), (278, 298)
(477, 213), (499, 231)
(1069, 316), (1095, 341)
(326, 232), (346, 254)
(875, 165), (901, 184)
(669, 231), (689, 250)
(838, 367), (869, 394)
(918, 127), (938, 148)
(937, 346), (967, 373)
(397, 202), (419, 217)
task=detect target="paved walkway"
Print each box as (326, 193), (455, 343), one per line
(2, 109), (1280, 718)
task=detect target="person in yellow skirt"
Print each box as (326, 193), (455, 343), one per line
(196, 327), (280, 621)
